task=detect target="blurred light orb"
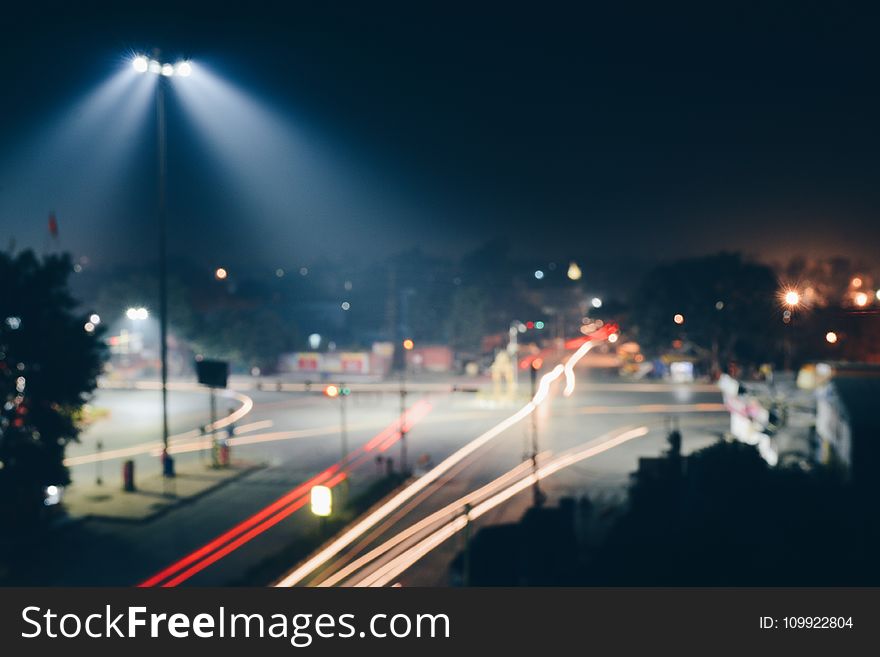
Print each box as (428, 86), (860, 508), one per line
(175, 61), (192, 77)
(673, 313), (685, 325)
(591, 297), (602, 309)
(149, 60), (161, 74)
(567, 262), (582, 281)
(852, 276), (863, 289)
(126, 307), (149, 321)
(825, 331), (838, 344)
(403, 338), (415, 350)
(161, 63), (174, 77)
(608, 332), (619, 343)
(341, 301), (351, 311)
(855, 292), (869, 307)
(534, 270), (544, 280)
(215, 267), (228, 280)
(89, 313), (101, 325)
(132, 55), (149, 73)
(784, 290), (800, 307)
(308, 333), (321, 350)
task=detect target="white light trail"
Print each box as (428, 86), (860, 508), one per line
(359, 425), (649, 587)
(274, 342), (599, 587)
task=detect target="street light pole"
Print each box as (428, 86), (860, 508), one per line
(156, 55), (172, 476)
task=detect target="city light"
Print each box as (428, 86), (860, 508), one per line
(851, 276), (863, 288)
(132, 55), (193, 78)
(783, 290), (800, 307)
(84, 322), (95, 333)
(534, 270), (544, 280)
(310, 485), (332, 517)
(324, 385), (339, 398)
(341, 301), (351, 311)
(534, 321), (545, 330)
(403, 338), (414, 350)
(825, 331), (838, 344)
(591, 297), (602, 309)
(854, 291), (869, 307)
(132, 56), (149, 73)
(567, 262), (582, 281)
(673, 313), (685, 325)
(308, 333), (321, 350)
(608, 332), (619, 343)
(126, 307), (149, 321)
(89, 313), (101, 325)
(215, 267), (228, 280)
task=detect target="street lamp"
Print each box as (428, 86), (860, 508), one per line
(132, 52), (193, 477)
(784, 290), (800, 307)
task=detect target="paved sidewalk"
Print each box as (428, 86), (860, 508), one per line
(60, 461), (265, 523)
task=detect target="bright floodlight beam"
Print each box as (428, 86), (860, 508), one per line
(132, 55), (192, 78)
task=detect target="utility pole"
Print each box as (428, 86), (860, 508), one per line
(462, 503), (472, 587)
(530, 359), (545, 507)
(339, 383), (348, 466)
(209, 387), (218, 467)
(400, 338), (414, 474)
(399, 368), (408, 474)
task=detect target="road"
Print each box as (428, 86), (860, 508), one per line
(10, 365), (726, 587)
(274, 375), (727, 587)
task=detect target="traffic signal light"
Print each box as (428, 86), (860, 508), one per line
(324, 384), (350, 397)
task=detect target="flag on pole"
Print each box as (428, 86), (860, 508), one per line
(48, 212), (59, 238)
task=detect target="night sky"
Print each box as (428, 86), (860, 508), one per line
(3, 1), (880, 271)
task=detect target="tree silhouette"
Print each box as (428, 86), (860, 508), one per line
(0, 250), (105, 526)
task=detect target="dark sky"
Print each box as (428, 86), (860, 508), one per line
(3, 1), (880, 271)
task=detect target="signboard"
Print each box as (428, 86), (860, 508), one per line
(196, 359), (229, 388)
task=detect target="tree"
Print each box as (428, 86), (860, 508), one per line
(631, 252), (780, 371)
(0, 250), (105, 526)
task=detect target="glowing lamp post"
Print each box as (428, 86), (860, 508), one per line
(311, 484), (332, 534)
(131, 52), (193, 476)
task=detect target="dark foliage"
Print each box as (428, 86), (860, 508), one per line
(0, 250), (105, 525)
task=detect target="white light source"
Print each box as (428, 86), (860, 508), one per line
(534, 270), (544, 280)
(126, 307), (149, 321)
(591, 297), (602, 309)
(132, 55), (149, 73)
(89, 313), (101, 325)
(175, 61), (192, 77)
(149, 60), (161, 74)
(311, 485), (332, 517)
(161, 63), (174, 77)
